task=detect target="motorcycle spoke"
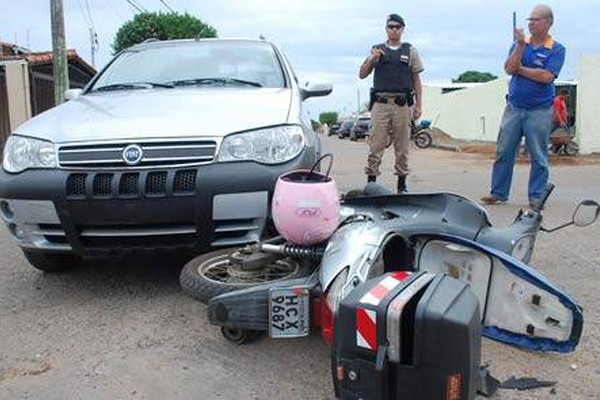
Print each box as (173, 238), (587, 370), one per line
(200, 258), (299, 285)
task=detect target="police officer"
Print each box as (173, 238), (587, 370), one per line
(359, 13), (424, 193)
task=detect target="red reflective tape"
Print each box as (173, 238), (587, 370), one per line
(356, 306), (377, 350)
(369, 284), (390, 300)
(446, 373), (462, 400)
(391, 271), (409, 281)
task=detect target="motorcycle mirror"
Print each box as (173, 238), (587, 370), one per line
(541, 199), (600, 233)
(572, 200), (600, 227)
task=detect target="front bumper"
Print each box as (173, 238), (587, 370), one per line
(0, 153), (315, 257)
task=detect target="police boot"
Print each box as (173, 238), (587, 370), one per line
(367, 175), (377, 183)
(397, 175), (408, 193)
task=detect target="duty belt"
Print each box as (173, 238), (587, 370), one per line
(374, 93), (411, 106)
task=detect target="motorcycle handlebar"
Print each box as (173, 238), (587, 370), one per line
(533, 183), (555, 211)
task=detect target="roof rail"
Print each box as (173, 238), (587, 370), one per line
(141, 38), (160, 43)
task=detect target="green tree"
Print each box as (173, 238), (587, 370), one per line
(112, 12), (217, 54)
(453, 70), (498, 83)
(319, 111), (338, 126)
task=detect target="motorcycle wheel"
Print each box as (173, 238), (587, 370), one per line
(180, 246), (309, 303)
(220, 326), (261, 344)
(565, 142), (579, 156)
(414, 130), (433, 148)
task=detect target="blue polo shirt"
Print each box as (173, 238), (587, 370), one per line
(507, 37), (565, 109)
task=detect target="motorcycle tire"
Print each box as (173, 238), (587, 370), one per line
(565, 142), (579, 156)
(180, 247), (311, 303)
(413, 130), (433, 148)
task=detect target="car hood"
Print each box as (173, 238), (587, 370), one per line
(15, 88), (293, 143)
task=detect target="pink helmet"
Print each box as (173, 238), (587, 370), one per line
(272, 154), (339, 245)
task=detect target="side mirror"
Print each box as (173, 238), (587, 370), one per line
(300, 79), (333, 100)
(64, 89), (83, 100)
(573, 200), (600, 227)
(541, 199), (600, 233)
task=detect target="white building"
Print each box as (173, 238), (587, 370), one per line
(422, 56), (600, 154)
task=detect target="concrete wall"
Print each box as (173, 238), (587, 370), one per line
(423, 79), (507, 141)
(3, 61), (31, 130)
(576, 56), (600, 154)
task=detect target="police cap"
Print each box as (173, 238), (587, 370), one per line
(387, 13), (405, 27)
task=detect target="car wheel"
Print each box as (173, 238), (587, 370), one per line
(22, 249), (82, 273)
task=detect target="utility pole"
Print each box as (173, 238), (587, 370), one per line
(50, 0), (69, 105)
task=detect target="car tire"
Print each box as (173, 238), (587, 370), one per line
(22, 250), (82, 273)
(179, 247), (312, 303)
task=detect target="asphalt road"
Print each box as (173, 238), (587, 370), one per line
(1, 135), (599, 399)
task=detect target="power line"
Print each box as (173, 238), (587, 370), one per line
(125, 0), (145, 13)
(131, 0), (148, 12)
(103, 0), (126, 21)
(159, 0), (174, 12)
(84, 0), (96, 31)
(75, 0), (92, 27)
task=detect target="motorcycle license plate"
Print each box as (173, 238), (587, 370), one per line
(268, 287), (310, 338)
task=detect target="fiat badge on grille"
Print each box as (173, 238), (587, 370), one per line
(122, 144), (143, 165)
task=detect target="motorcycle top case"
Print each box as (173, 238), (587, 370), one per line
(332, 271), (481, 400)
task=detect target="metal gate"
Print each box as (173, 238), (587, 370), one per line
(30, 71), (55, 116)
(0, 66), (10, 157)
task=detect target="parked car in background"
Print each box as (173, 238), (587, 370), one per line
(0, 38), (332, 272)
(337, 119), (355, 139)
(328, 122), (341, 137)
(350, 119), (371, 141)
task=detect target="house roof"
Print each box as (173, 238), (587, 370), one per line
(0, 43), (96, 76)
(0, 41), (31, 56)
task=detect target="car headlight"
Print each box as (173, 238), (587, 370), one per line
(217, 125), (305, 164)
(511, 235), (535, 262)
(3, 135), (57, 173)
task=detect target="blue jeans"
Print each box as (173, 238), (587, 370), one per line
(490, 102), (553, 202)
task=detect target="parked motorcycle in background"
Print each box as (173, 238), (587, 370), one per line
(549, 125), (579, 156)
(410, 119), (433, 148)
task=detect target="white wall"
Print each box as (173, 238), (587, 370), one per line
(3, 61), (31, 130)
(576, 56), (600, 154)
(423, 79), (507, 141)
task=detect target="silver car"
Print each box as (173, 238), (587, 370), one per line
(0, 38), (332, 272)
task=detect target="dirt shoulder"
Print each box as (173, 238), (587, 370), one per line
(431, 128), (600, 166)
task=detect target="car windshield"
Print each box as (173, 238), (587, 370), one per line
(355, 120), (369, 128)
(90, 41), (286, 92)
(341, 121), (354, 128)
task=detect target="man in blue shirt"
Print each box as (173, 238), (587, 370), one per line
(481, 4), (565, 208)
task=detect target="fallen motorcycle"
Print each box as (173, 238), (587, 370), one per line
(180, 181), (598, 352)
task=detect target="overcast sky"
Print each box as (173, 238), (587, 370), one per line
(2, 0), (600, 117)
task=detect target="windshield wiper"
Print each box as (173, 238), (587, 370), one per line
(92, 82), (174, 92)
(168, 77), (262, 88)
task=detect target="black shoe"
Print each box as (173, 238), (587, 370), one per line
(367, 175), (377, 183)
(397, 175), (407, 193)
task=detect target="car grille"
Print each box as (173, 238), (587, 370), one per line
(58, 140), (217, 168)
(66, 170), (197, 198)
